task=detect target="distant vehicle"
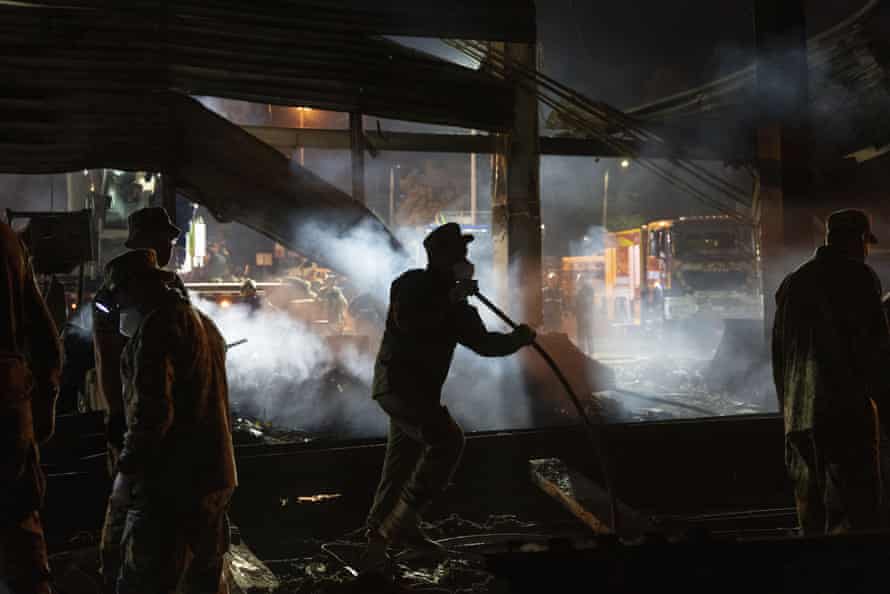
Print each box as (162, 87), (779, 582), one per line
(568, 216), (762, 327)
(645, 216), (762, 324)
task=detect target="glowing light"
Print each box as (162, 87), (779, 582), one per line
(620, 159), (630, 169)
(296, 493), (341, 504)
(220, 299), (232, 308)
(96, 302), (111, 314)
(83, 169), (88, 176)
(70, 303), (77, 310)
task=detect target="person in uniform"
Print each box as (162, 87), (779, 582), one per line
(773, 209), (890, 534)
(318, 274), (349, 333)
(0, 220), (62, 594)
(93, 206), (186, 591)
(574, 275), (596, 355)
(103, 249), (236, 594)
(362, 223), (535, 569)
(542, 271), (564, 333)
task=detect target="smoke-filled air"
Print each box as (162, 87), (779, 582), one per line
(193, 221), (534, 438)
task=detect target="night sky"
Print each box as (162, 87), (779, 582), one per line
(538, 0), (871, 108)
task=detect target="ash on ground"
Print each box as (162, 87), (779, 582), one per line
(591, 356), (776, 423)
(232, 415), (317, 445)
(266, 514), (586, 594)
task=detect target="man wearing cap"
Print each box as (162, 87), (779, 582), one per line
(773, 208), (890, 534)
(362, 222), (536, 569)
(93, 207), (189, 590)
(101, 249), (236, 594)
(0, 220), (62, 594)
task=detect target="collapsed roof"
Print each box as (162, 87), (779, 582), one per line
(0, 0), (534, 264)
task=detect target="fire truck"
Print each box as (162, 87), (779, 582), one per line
(564, 216), (762, 327)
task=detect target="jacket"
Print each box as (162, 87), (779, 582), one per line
(119, 288), (237, 496)
(772, 245), (890, 435)
(94, 270), (187, 452)
(372, 268), (523, 399)
(0, 221), (62, 513)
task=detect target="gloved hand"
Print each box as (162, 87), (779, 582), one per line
(448, 280), (478, 303)
(512, 324), (537, 347)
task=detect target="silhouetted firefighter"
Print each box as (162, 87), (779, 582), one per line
(773, 209), (890, 534)
(361, 222), (536, 571)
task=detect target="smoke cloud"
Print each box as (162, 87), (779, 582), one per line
(191, 218), (534, 437)
(194, 296), (389, 437)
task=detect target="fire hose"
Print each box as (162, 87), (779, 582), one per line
(470, 289), (620, 535)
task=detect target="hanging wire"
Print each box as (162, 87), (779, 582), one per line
(445, 39), (752, 221)
(457, 39), (752, 205)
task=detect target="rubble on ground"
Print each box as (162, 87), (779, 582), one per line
(232, 415), (317, 445)
(266, 514), (587, 594)
(592, 357), (774, 422)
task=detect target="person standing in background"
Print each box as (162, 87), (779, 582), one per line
(574, 275), (596, 355)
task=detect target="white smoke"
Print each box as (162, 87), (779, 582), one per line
(190, 218), (535, 437)
(193, 296), (388, 437)
(294, 218), (535, 430)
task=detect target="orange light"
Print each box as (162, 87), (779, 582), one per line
(70, 303), (77, 310)
(220, 299), (232, 308)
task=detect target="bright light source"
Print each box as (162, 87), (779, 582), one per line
(96, 302), (111, 314)
(83, 170), (88, 176)
(620, 159), (630, 169)
(583, 236), (590, 242)
(70, 303), (77, 310)
(220, 299), (232, 308)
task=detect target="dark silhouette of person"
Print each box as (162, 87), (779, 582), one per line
(362, 222), (536, 570)
(575, 275), (595, 355)
(773, 209), (890, 534)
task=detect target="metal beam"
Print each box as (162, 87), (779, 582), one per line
(241, 125), (728, 160)
(529, 458), (655, 538)
(494, 40), (542, 326)
(755, 0), (812, 335)
(349, 112), (365, 203)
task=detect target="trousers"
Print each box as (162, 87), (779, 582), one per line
(116, 487), (233, 594)
(786, 415), (882, 535)
(366, 393), (465, 532)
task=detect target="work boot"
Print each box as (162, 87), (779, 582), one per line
(378, 499), (446, 556)
(360, 530), (391, 575)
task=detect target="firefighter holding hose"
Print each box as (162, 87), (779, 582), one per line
(362, 222), (536, 570)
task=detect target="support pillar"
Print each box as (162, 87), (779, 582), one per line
(755, 0), (811, 336)
(350, 112), (366, 204)
(491, 41), (543, 326)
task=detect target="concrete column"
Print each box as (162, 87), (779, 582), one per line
(350, 112), (366, 204)
(755, 0), (811, 335)
(491, 41), (543, 326)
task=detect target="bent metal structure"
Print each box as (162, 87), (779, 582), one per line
(0, 0), (533, 266)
